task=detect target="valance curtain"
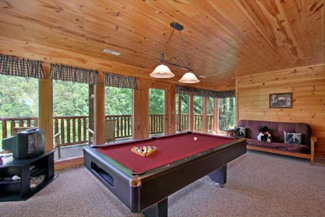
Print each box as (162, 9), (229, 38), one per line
(50, 64), (99, 84)
(216, 90), (235, 98)
(103, 72), (137, 89)
(175, 85), (235, 98)
(0, 54), (45, 79)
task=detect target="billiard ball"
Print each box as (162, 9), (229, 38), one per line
(194, 137), (197, 141)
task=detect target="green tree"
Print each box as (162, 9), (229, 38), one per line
(0, 75), (38, 117)
(105, 87), (132, 115)
(219, 97), (235, 131)
(193, 96), (202, 114)
(53, 80), (89, 116)
(149, 89), (164, 114)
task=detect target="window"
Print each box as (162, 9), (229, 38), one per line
(175, 94), (189, 132)
(193, 95), (203, 132)
(53, 80), (89, 159)
(105, 86), (133, 139)
(219, 97), (235, 131)
(149, 89), (165, 136)
(207, 97), (214, 132)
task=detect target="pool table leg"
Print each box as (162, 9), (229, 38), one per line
(142, 198), (168, 217)
(208, 165), (227, 188)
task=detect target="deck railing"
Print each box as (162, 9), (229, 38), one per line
(149, 114), (164, 134)
(0, 114), (213, 147)
(175, 114), (189, 131)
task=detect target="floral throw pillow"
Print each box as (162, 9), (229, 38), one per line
(284, 132), (302, 144)
(234, 127), (246, 138)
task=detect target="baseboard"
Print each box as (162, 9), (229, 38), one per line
(55, 156), (84, 171)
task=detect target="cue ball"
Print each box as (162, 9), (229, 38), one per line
(194, 137), (197, 141)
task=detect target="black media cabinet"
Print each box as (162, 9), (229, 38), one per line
(0, 150), (56, 202)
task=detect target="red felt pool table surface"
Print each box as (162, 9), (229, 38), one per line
(96, 133), (237, 174)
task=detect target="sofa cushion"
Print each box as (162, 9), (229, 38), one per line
(234, 127), (246, 138)
(238, 120), (311, 146)
(246, 139), (310, 154)
(284, 132), (302, 144)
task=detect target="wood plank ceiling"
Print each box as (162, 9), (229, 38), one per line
(0, 0), (324, 89)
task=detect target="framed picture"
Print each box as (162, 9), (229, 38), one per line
(269, 93), (292, 108)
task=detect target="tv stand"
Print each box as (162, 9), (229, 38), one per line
(0, 150), (56, 202)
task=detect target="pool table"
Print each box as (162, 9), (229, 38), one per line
(84, 132), (246, 217)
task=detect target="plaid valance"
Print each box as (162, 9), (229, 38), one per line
(50, 64), (98, 84)
(217, 90), (235, 98)
(175, 85), (235, 98)
(104, 72), (137, 89)
(0, 54), (45, 79)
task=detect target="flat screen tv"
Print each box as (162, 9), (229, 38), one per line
(2, 128), (45, 159)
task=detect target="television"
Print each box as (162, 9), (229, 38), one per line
(2, 128), (45, 159)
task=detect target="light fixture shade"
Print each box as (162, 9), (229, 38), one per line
(150, 64), (175, 78)
(179, 72), (200, 83)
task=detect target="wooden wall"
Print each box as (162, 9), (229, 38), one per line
(237, 64), (325, 158)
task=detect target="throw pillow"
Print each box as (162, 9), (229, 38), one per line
(284, 132), (302, 144)
(234, 127), (246, 138)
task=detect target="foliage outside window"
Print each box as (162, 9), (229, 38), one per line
(105, 87), (132, 115)
(0, 75), (39, 144)
(219, 97), (235, 131)
(0, 75), (38, 117)
(53, 80), (89, 116)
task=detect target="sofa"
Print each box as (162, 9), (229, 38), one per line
(236, 120), (316, 165)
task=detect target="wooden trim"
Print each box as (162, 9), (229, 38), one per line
(235, 77), (239, 125)
(236, 64), (325, 79)
(39, 63), (53, 151)
(189, 95), (194, 131)
(213, 98), (219, 132)
(247, 145), (312, 160)
(54, 156), (84, 171)
(202, 97), (208, 133)
(94, 71), (105, 144)
(310, 136), (317, 165)
(166, 85), (176, 135)
(177, 93), (181, 132)
(132, 79), (143, 140)
(88, 84), (94, 143)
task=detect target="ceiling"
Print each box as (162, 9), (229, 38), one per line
(0, 0), (324, 89)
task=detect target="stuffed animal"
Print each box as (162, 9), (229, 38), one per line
(257, 126), (272, 142)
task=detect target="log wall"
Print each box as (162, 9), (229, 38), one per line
(237, 64), (325, 158)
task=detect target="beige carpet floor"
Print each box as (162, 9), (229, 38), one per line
(1, 151), (325, 217)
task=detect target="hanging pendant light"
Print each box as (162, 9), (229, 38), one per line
(179, 72), (200, 83)
(150, 22), (200, 83)
(150, 64), (175, 78)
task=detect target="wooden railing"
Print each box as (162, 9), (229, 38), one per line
(54, 116), (89, 146)
(150, 114), (164, 134)
(194, 114), (202, 132)
(175, 114), (189, 131)
(105, 115), (132, 139)
(1, 114), (213, 147)
(0, 117), (39, 139)
(208, 114), (213, 131)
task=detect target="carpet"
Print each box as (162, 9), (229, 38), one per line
(1, 151), (325, 217)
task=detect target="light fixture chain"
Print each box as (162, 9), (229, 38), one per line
(179, 31), (191, 69)
(161, 28), (175, 56)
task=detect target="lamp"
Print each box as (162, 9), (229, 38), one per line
(150, 64), (174, 78)
(150, 22), (200, 83)
(179, 72), (200, 83)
